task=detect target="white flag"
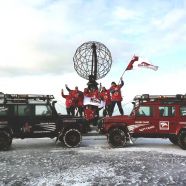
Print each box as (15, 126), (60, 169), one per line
(83, 96), (105, 108)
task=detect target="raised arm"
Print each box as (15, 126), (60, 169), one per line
(61, 89), (67, 98)
(65, 84), (71, 92)
(120, 77), (124, 87)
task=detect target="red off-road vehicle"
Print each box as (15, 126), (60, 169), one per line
(98, 94), (186, 149)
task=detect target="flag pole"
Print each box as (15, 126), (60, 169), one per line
(121, 69), (126, 78)
(118, 69), (126, 84)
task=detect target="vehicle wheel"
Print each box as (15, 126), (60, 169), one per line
(0, 131), (12, 150)
(63, 129), (82, 148)
(108, 128), (126, 147)
(178, 132), (186, 150)
(169, 136), (178, 145)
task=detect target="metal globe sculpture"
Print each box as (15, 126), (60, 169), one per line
(73, 41), (112, 81)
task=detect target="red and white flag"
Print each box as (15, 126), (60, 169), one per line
(126, 56), (158, 71)
(125, 56), (139, 71)
(83, 96), (105, 108)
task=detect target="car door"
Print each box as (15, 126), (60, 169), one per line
(133, 105), (157, 134)
(179, 105), (186, 130)
(157, 105), (177, 134)
(32, 104), (56, 135)
(9, 104), (33, 136)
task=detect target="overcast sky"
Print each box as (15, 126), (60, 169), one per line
(0, 0), (186, 113)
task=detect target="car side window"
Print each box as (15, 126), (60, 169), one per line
(159, 106), (175, 117)
(17, 105), (31, 116)
(35, 105), (52, 116)
(180, 106), (186, 116)
(14, 105), (32, 116)
(136, 106), (152, 116)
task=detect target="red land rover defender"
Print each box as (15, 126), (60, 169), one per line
(99, 94), (186, 149)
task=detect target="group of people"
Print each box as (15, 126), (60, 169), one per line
(61, 77), (124, 119)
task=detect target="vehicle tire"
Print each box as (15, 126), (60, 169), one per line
(63, 129), (82, 148)
(108, 128), (126, 147)
(169, 136), (178, 145)
(0, 131), (12, 150)
(178, 131), (186, 150)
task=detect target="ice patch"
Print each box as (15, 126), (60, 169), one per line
(28, 163), (115, 186)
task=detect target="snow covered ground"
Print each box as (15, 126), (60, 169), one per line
(0, 136), (186, 186)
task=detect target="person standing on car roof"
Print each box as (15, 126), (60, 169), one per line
(100, 86), (112, 116)
(88, 87), (100, 99)
(83, 88), (90, 97)
(109, 77), (124, 115)
(61, 89), (75, 116)
(76, 91), (84, 117)
(65, 85), (84, 117)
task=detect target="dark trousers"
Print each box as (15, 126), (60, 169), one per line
(111, 101), (124, 115)
(76, 106), (83, 117)
(66, 107), (75, 116)
(103, 104), (112, 117)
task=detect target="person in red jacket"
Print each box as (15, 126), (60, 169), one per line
(84, 105), (95, 121)
(89, 87), (100, 99)
(76, 91), (84, 117)
(61, 89), (75, 116)
(100, 86), (112, 116)
(110, 77), (124, 115)
(65, 85), (84, 117)
(83, 88), (90, 97)
(84, 105), (99, 126)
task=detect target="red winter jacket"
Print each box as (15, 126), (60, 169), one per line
(110, 80), (124, 101)
(83, 88), (90, 97)
(89, 89), (100, 99)
(84, 108), (95, 121)
(66, 87), (84, 107)
(77, 92), (84, 107)
(100, 89), (111, 105)
(61, 92), (75, 108)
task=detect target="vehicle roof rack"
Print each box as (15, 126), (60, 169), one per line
(0, 92), (54, 104)
(134, 94), (186, 101)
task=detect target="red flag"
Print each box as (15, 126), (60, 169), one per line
(125, 56), (139, 71)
